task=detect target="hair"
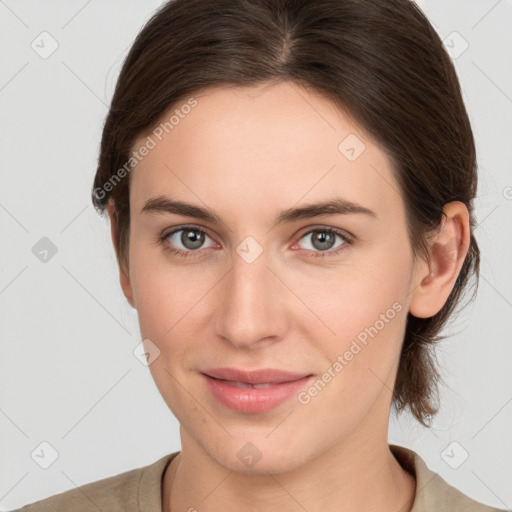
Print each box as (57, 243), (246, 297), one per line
(91, 0), (479, 427)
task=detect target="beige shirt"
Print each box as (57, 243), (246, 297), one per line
(14, 444), (506, 511)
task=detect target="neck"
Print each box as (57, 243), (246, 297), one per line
(162, 434), (416, 512)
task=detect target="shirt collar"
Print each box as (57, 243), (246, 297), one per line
(139, 445), (498, 512)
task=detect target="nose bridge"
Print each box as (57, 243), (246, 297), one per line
(214, 243), (286, 347)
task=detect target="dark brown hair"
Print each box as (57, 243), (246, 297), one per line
(92, 0), (479, 427)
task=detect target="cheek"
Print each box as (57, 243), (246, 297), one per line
(298, 244), (412, 391)
(128, 244), (221, 383)
(130, 221), (412, 349)
(129, 238), (198, 336)
(295, 271), (409, 432)
(129, 248), (209, 415)
(303, 250), (411, 342)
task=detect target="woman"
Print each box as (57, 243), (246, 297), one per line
(16, 0), (507, 510)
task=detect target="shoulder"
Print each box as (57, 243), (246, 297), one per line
(389, 444), (508, 512)
(12, 452), (178, 512)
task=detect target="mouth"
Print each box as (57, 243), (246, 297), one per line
(201, 367), (314, 413)
(202, 366), (312, 384)
(210, 379), (279, 389)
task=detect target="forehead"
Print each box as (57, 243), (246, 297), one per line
(129, 81), (402, 220)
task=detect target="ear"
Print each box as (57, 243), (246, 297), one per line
(106, 201), (136, 309)
(409, 201), (471, 319)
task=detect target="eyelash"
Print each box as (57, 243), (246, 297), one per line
(158, 225), (353, 260)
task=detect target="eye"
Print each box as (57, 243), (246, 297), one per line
(159, 225), (353, 260)
(294, 227), (352, 258)
(160, 226), (216, 257)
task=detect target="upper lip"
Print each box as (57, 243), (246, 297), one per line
(202, 367), (312, 385)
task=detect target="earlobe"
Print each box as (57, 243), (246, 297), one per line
(106, 201), (136, 309)
(119, 266), (136, 309)
(409, 201), (470, 319)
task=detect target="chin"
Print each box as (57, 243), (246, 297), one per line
(203, 434), (311, 476)
(225, 452), (304, 476)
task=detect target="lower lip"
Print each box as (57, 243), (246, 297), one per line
(202, 373), (313, 414)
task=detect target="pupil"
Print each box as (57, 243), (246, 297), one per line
(182, 229), (204, 249)
(313, 231), (334, 250)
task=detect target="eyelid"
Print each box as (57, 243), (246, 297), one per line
(293, 224), (354, 242)
(289, 225), (353, 254)
(162, 224), (353, 243)
(160, 223), (354, 258)
(163, 223), (215, 239)
(162, 224), (218, 248)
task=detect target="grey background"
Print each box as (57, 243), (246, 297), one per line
(1, 0), (511, 510)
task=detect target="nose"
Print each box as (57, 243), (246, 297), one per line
(214, 247), (289, 349)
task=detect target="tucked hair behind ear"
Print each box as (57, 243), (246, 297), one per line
(92, 0), (479, 427)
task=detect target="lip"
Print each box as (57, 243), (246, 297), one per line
(201, 367), (314, 413)
(202, 367), (311, 385)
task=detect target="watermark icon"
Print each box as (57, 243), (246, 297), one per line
(443, 31), (469, 60)
(93, 97), (198, 202)
(236, 236), (264, 263)
(503, 186), (512, 200)
(31, 441), (59, 469)
(31, 31), (59, 59)
(32, 237), (58, 263)
(338, 133), (366, 162)
(237, 442), (262, 468)
(297, 301), (403, 405)
(133, 338), (161, 366)
(441, 441), (469, 469)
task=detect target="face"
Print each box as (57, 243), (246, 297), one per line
(121, 80), (420, 474)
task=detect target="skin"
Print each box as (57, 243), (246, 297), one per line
(107, 80), (470, 512)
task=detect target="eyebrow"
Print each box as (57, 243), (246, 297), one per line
(140, 195), (377, 223)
